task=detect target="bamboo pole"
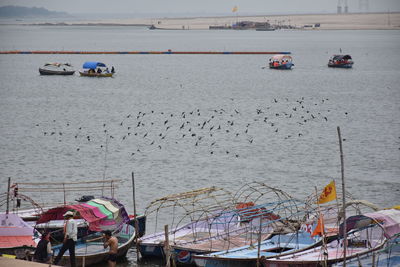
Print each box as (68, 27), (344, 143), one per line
(63, 183), (66, 205)
(132, 172), (140, 262)
(256, 215), (262, 267)
(6, 177), (11, 214)
(315, 186), (328, 267)
(337, 126), (347, 266)
(164, 225), (171, 267)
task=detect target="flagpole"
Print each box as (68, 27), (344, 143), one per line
(337, 126), (347, 266)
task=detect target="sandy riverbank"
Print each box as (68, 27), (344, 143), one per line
(53, 12), (400, 30)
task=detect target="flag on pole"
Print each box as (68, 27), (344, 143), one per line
(311, 215), (325, 237)
(232, 6), (238, 13)
(317, 180), (337, 204)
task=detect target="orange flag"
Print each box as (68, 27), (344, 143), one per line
(318, 180), (337, 204)
(232, 6), (238, 12)
(311, 215), (325, 237)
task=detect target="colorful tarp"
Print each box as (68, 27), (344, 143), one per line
(36, 198), (129, 232)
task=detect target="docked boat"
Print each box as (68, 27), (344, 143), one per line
(79, 61), (114, 77)
(261, 209), (400, 267)
(269, 55), (294, 69)
(328, 54), (354, 68)
(172, 201), (302, 265)
(52, 223), (135, 267)
(193, 230), (321, 267)
(39, 63), (75, 75)
(0, 214), (40, 257)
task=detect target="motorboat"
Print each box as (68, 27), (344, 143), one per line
(269, 55), (294, 69)
(79, 62), (114, 77)
(328, 54), (354, 68)
(39, 63), (75, 75)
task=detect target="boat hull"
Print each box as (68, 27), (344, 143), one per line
(269, 63), (294, 70)
(39, 68), (75, 75)
(328, 63), (353, 68)
(79, 71), (113, 77)
(53, 224), (134, 267)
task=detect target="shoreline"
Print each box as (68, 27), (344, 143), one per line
(2, 12), (400, 30)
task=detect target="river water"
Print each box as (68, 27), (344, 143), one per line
(0, 25), (399, 266)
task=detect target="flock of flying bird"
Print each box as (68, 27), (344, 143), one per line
(37, 97), (350, 159)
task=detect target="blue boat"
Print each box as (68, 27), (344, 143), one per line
(269, 55), (294, 70)
(52, 223), (135, 266)
(79, 61), (114, 77)
(328, 54), (354, 68)
(192, 230), (320, 267)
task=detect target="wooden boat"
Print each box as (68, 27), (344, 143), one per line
(39, 63), (75, 75)
(138, 187), (235, 259)
(171, 196), (311, 265)
(261, 209), (400, 267)
(331, 234), (400, 267)
(0, 214), (40, 258)
(139, 210), (242, 259)
(79, 71), (113, 77)
(328, 54), (354, 68)
(79, 61), (114, 77)
(269, 55), (294, 69)
(52, 223), (135, 266)
(193, 230), (321, 267)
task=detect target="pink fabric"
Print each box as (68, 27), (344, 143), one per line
(0, 214), (35, 236)
(81, 203), (107, 219)
(364, 209), (400, 238)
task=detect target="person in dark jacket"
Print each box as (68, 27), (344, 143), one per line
(33, 231), (52, 263)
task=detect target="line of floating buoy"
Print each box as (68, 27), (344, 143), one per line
(0, 50), (291, 55)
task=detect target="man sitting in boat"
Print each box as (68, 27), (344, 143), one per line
(103, 230), (118, 267)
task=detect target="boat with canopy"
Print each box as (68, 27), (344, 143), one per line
(36, 197), (134, 266)
(79, 61), (114, 77)
(328, 54), (354, 68)
(0, 214), (41, 257)
(261, 209), (400, 267)
(269, 55), (294, 69)
(39, 63), (75, 75)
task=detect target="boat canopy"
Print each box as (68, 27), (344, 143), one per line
(340, 209), (400, 238)
(36, 197), (129, 232)
(82, 61), (107, 69)
(330, 54), (352, 61)
(270, 54), (292, 61)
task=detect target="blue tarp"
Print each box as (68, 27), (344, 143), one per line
(82, 61), (106, 69)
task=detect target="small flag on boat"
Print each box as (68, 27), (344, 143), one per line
(311, 215), (325, 237)
(232, 6), (238, 12)
(317, 180), (337, 204)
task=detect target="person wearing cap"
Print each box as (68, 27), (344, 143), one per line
(33, 231), (52, 263)
(53, 210), (77, 267)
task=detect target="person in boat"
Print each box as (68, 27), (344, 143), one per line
(97, 68), (102, 74)
(53, 211), (77, 267)
(89, 68), (95, 74)
(105, 67), (109, 73)
(111, 66), (115, 73)
(33, 231), (52, 263)
(103, 230), (118, 267)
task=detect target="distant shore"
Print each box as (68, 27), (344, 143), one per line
(10, 12), (400, 30)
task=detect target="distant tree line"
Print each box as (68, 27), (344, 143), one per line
(0, 5), (68, 17)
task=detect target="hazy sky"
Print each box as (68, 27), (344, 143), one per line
(1, 0), (399, 15)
